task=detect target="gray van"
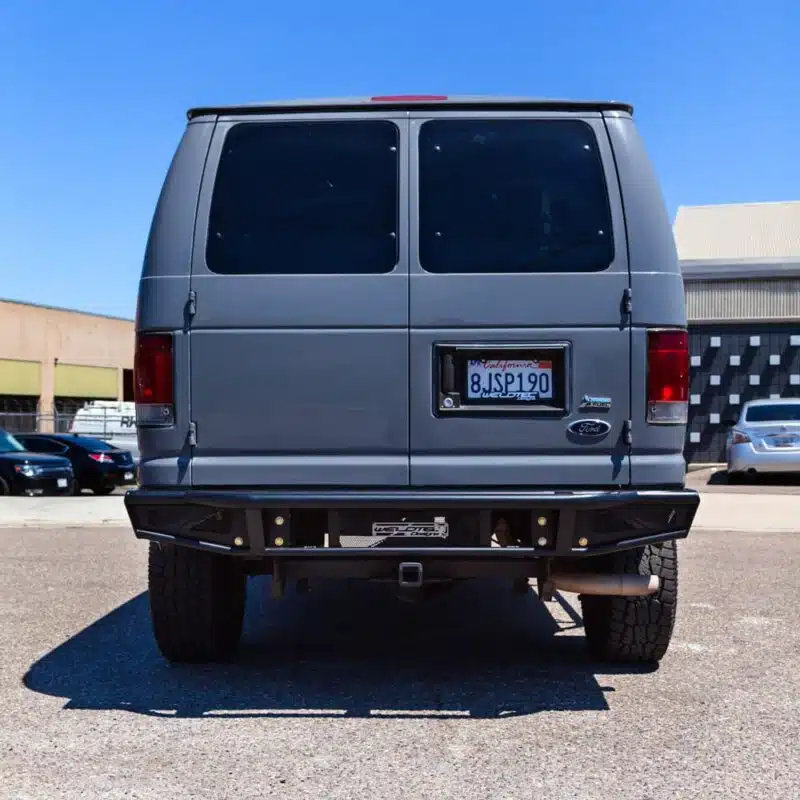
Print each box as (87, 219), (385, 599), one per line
(126, 95), (700, 665)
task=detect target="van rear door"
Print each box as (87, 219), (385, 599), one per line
(188, 115), (410, 487)
(408, 113), (631, 487)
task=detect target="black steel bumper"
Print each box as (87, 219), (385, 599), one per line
(124, 487), (700, 561)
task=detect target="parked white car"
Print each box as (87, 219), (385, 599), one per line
(724, 398), (800, 481)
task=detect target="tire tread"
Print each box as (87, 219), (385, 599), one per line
(581, 540), (678, 664)
(148, 543), (246, 663)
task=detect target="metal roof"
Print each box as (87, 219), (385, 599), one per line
(187, 95), (634, 120)
(674, 201), (800, 264)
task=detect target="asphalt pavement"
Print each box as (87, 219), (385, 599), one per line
(1, 523), (798, 799)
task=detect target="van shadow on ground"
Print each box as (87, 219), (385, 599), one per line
(24, 578), (654, 719)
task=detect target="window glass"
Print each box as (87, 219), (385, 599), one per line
(0, 431), (24, 453)
(744, 404), (800, 422)
(73, 437), (117, 451)
(419, 119), (614, 273)
(19, 437), (66, 454)
(206, 121), (399, 275)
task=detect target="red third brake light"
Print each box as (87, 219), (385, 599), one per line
(134, 333), (175, 427)
(647, 329), (689, 424)
(370, 95), (448, 102)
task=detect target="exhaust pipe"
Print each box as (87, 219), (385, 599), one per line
(549, 573), (659, 597)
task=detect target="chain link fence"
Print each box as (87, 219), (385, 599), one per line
(0, 411), (134, 439)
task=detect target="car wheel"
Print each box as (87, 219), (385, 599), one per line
(91, 485), (116, 496)
(580, 540), (678, 665)
(148, 542), (247, 663)
(0, 476), (10, 496)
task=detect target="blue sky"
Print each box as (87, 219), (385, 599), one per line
(0, 0), (796, 319)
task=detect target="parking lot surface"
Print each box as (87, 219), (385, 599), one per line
(1, 523), (798, 799)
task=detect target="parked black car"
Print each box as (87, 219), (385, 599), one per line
(14, 434), (137, 495)
(0, 428), (75, 496)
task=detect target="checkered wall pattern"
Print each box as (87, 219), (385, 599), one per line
(684, 324), (800, 463)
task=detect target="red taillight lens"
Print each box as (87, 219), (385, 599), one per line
(134, 333), (174, 427)
(89, 452), (113, 463)
(647, 330), (689, 424)
(370, 94), (448, 102)
(731, 430), (751, 445)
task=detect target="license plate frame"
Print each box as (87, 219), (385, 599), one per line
(435, 343), (568, 415)
(57, 478), (68, 488)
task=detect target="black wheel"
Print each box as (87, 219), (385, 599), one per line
(0, 476), (9, 496)
(71, 480), (82, 496)
(91, 485), (116, 496)
(148, 542), (247, 663)
(580, 540), (678, 665)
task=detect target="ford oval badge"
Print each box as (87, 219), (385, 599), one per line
(567, 419), (612, 440)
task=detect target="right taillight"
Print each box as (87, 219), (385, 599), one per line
(647, 329), (689, 424)
(134, 333), (174, 427)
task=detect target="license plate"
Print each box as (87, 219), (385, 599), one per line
(124, 472), (133, 480)
(772, 437), (797, 448)
(467, 359), (553, 402)
(57, 478), (68, 488)
(371, 519), (449, 539)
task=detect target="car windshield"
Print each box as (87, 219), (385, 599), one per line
(0, 430), (26, 453)
(744, 403), (800, 423)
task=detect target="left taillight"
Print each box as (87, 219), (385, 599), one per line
(134, 332), (174, 427)
(646, 329), (689, 425)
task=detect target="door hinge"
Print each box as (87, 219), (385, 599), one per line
(187, 289), (197, 317)
(623, 419), (632, 446)
(622, 287), (632, 316)
(188, 421), (197, 447)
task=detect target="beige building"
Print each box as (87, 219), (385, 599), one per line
(0, 298), (134, 423)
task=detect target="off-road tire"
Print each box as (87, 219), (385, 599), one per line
(580, 540), (678, 665)
(148, 542), (247, 663)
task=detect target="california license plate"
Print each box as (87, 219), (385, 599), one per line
(124, 472), (134, 480)
(467, 359), (553, 401)
(57, 478), (68, 488)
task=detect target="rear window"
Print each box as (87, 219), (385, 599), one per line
(206, 121), (399, 275)
(744, 404), (800, 422)
(418, 119), (614, 274)
(74, 437), (117, 451)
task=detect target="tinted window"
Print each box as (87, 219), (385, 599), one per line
(206, 121), (399, 275)
(73, 437), (117, 451)
(18, 437), (67, 454)
(418, 120), (614, 274)
(744, 404), (800, 422)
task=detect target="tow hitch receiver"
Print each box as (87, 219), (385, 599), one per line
(398, 562), (424, 588)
